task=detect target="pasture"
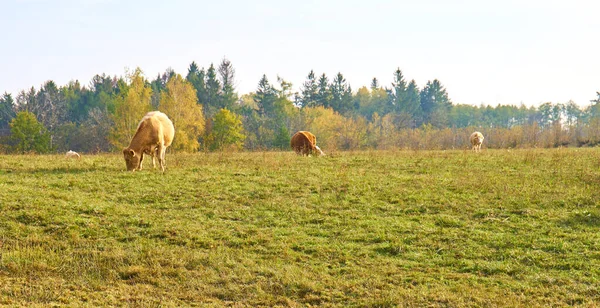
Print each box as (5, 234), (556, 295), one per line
(0, 149), (599, 306)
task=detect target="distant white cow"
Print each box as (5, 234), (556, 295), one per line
(470, 132), (484, 152)
(66, 150), (81, 159)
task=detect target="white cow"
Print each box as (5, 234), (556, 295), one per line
(65, 150), (81, 159)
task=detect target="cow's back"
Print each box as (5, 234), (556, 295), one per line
(291, 131), (312, 148)
(303, 131), (316, 146)
(132, 111), (174, 148)
(291, 131), (321, 155)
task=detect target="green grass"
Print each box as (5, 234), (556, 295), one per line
(0, 149), (599, 306)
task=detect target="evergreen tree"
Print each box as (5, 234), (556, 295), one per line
(273, 125), (290, 149)
(370, 77), (379, 90)
(315, 73), (332, 108)
(0, 92), (16, 131)
(186, 62), (208, 107)
(390, 68), (407, 113)
(187, 61), (200, 76)
(404, 80), (421, 125)
(205, 63), (222, 117)
(330, 73), (353, 115)
(299, 70), (318, 108)
(588, 92), (600, 119)
(564, 100), (582, 127)
(62, 80), (87, 124)
(15, 87), (37, 113)
(149, 73), (167, 109)
(34, 80), (67, 132)
(254, 75), (277, 116)
(88, 74), (118, 115)
(218, 58), (238, 111)
(539, 102), (564, 128)
(420, 79), (452, 127)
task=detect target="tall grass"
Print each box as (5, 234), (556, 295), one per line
(0, 149), (599, 306)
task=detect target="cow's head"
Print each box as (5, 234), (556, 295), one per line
(314, 145), (325, 156)
(123, 148), (140, 171)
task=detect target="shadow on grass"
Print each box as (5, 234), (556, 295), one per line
(559, 211), (600, 229)
(2, 166), (119, 175)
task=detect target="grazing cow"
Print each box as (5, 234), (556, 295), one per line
(65, 150), (81, 159)
(290, 131), (325, 156)
(470, 131), (484, 152)
(123, 111), (175, 172)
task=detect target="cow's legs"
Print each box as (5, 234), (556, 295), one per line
(138, 152), (144, 170)
(157, 144), (166, 172)
(152, 148), (157, 169)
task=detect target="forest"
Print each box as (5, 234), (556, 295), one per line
(1, 58), (600, 154)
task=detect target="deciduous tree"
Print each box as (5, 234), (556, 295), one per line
(159, 74), (205, 152)
(206, 108), (245, 151)
(10, 111), (51, 153)
(109, 68), (153, 150)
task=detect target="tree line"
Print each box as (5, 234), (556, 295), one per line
(1, 58), (600, 154)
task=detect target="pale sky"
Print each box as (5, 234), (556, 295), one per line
(1, 0), (599, 107)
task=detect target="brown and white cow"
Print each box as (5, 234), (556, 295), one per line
(470, 131), (484, 152)
(123, 111), (175, 172)
(290, 131), (324, 156)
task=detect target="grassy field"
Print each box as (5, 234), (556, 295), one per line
(0, 148), (599, 307)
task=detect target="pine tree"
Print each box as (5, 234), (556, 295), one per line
(299, 70), (318, 108)
(254, 75), (276, 116)
(564, 100), (582, 127)
(315, 73), (332, 108)
(370, 78), (379, 90)
(391, 68), (407, 113)
(15, 87), (37, 113)
(186, 62), (208, 107)
(205, 64), (222, 117)
(218, 58), (238, 111)
(403, 80), (421, 127)
(330, 73), (353, 115)
(34, 80), (67, 132)
(420, 79), (452, 127)
(150, 73), (166, 109)
(62, 80), (86, 124)
(0, 92), (16, 130)
(273, 125), (290, 149)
